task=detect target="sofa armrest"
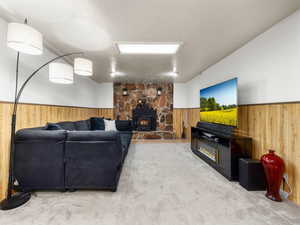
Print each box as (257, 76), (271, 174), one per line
(15, 128), (67, 142)
(14, 128), (66, 190)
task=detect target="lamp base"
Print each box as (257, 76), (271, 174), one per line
(0, 192), (31, 210)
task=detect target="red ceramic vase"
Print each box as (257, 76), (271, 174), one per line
(261, 150), (285, 202)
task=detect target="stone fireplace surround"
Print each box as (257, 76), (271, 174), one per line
(114, 82), (175, 139)
(132, 102), (157, 131)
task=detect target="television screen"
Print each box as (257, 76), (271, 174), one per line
(200, 78), (237, 126)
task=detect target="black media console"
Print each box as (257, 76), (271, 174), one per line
(191, 122), (252, 181)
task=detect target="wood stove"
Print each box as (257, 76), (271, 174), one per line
(132, 102), (157, 131)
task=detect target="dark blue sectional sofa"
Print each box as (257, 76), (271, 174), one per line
(14, 119), (133, 192)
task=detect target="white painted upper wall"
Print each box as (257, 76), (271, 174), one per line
(173, 83), (188, 108)
(97, 82), (113, 108)
(185, 9), (300, 108)
(2, 8), (300, 109)
(0, 17), (113, 108)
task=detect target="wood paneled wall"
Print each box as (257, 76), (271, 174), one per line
(174, 104), (300, 205)
(237, 104), (300, 205)
(1, 103), (300, 205)
(98, 108), (115, 120)
(173, 108), (199, 140)
(0, 101), (113, 200)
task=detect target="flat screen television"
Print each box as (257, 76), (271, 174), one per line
(200, 78), (237, 127)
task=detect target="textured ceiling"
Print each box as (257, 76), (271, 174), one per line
(0, 0), (300, 83)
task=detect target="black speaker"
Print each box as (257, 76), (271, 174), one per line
(239, 158), (266, 191)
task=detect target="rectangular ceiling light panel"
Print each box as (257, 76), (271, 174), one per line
(117, 43), (181, 55)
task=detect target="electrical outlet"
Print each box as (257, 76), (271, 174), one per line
(280, 190), (289, 199)
(281, 173), (290, 199)
(283, 173), (288, 183)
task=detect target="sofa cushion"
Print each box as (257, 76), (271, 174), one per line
(119, 131), (132, 159)
(90, 117), (105, 130)
(104, 119), (117, 131)
(74, 119), (90, 131)
(15, 128), (67, 141)
(56, 121), (76, 131)
(45, 123), (63, 130)
(66, 130), (118, 141)
(116, 120), (133, 131)
(120, 131), (131, 146)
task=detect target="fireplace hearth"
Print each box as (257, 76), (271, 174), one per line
(132, 102), (157, 131)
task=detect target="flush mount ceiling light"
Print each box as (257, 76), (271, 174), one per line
(7, 22), (43, 55)
(49, 62), (74, 84)
(116, 42), (182, 55)
(74, 58), (93, 76)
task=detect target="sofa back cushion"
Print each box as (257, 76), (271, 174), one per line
(74, 119), (91, 131)
(116, 120), (133, 131)
(45, 123), (63, 130)
(56, 121), (76, 131)
(90, 117), (105, 130)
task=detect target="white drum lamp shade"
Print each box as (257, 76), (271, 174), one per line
(49, 63), (74, 84)
(74, 58), (93, 76)
(7, 23), (43, 55)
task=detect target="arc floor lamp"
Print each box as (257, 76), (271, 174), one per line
(0, 19), (93, 210)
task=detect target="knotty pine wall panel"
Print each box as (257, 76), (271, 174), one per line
(173, 108), (199, 140)
(238, 104), (300, 205)
(98, 108), (115, 119)
(0, 101), (113, 200)
(174, 105), (300, 205)
(1, 102), (299, 205)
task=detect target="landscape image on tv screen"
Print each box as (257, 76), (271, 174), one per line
(200, 78), (237, 126)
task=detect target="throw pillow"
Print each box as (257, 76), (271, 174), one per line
(116, 120), (133, 131)
(46, 123), (63, 130)
(74, 120), (90, 131)
(90, 117), (105, 130)
(104, 119), (117, 131)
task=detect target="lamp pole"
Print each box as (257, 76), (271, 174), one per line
(0, 51), (82, 210)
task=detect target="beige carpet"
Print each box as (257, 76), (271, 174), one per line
(1, 143), (300, 225)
